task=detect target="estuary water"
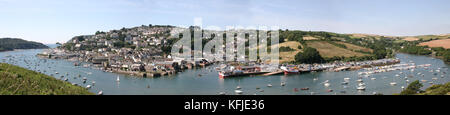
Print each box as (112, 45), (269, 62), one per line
(1, 47), (449, 95)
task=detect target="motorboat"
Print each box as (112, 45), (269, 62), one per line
(324, 83), (330, 87)
(236, 86), (241, 90)
(357, 86), (366, 90)
(235, 90), (243, 94)
(390, 82), (397, 86)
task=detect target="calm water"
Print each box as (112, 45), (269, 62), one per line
(1, 48), (449, 95)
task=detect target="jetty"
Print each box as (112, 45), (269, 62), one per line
(263, 70), (284, 76)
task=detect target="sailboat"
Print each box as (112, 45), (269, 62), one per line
(236, 80), (241, 90)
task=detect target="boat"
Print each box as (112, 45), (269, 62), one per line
(324, 83), (330, 87)
(327, 89), (333, 92)
(390, 82), (397, 86)
(357, 79), (363, 82)
(219, 66), (268, 78)
(281, 82), (286, 86)
(357, 86), (366, 90)
(344, 78), (350, 81)
(116, 76), (120, 82)
(236, 86), (241, 90)
(371, 78), (376, 80)
(86, 85), (92, 89)
(281, 66), (300, 75)
(313, 78), (318, 81)
(301, 87), (310, 90)
(284, 69), (300, 75)
(98, 91), (103, 95)
(267, 84), (273, 87)
(219, 92), (226, 95)
(358, 83), (366, 86)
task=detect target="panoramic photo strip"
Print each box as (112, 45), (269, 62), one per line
(0, 0), (449, 112)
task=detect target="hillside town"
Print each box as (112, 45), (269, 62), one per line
(39, 25), (211, 77)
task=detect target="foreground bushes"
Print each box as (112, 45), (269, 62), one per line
(0, 63), (93, 95)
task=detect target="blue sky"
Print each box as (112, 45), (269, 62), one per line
(0, 0), (449, 44)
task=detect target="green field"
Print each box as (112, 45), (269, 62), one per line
(0, 63), (93, 95)
(306, 41), (369, 58)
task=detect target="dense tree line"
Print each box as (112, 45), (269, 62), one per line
(400, 80), (450, 95)
(399, 45), (432, 55)
(279, 46), (295, 52)
(294, 47), (324, 64)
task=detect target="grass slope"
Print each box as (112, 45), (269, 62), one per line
(306, 41), (368, 58)
(0, 63), (93, 95)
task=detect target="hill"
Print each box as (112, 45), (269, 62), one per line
(418, 39), (450, 49)
(0, 38), (49, 52)
(0, 63), (93, 95)
(306, 41), (369, 58)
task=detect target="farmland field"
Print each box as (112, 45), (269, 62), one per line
(418, 39), (450, 49)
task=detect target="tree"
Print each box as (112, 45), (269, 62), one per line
(400, 80), (423, 95)
(294, 47), (324, 64)
(444, 51), (450, 63)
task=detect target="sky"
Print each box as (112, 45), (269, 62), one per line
(0, 0), (449, 44)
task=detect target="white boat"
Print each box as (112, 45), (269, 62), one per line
(371, 78), (376, 80)
(236, 86), (241, 90)
(219, 92), (226, 95)
(390, 82), (397, 86)
(267, 84), (273, 87)
(401, 86), (405, 90)
(116, 76), (120, 82)
(357, 86), (366, 90)
(358, 83), (366, 86)
(281, 82), (286, 86)
(86, 85), (92, 89)
(98, 91), (103, 95)
(235, 90), (243, 94)
(324, 83), (330, 87)
(432, 77), (438, 80)
(357, 79), (363, 82)
(313, 78), (318, 81)
(344, 78), (350, 81)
